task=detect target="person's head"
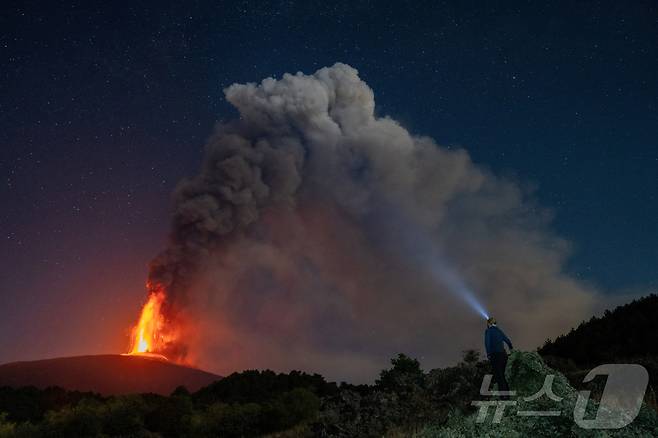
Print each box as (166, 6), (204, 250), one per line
(487, 317), (497, 327)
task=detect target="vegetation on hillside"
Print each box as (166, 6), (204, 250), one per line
(1, 349), (657, 436)
(539, 293), (658, 409)
(3, 350), (655, 437)
(418, 351), (658, 437)
(2, 296), (657, 436)
(540, 294), (658, 365)
(0, 370), (327, 437)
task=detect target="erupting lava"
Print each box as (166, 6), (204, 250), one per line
(127, 285), (172, 361)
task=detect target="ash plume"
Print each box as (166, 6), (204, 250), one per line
(148, 63), (606, 380)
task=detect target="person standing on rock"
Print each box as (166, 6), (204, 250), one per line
(485, 317), (513, 393)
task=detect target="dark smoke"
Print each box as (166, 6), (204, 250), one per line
(146, 85), (307, 360)
(147, 120), (304, 298)
(147, 63), (616, 380)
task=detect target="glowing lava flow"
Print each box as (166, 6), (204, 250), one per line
(127, 288), (169, 360)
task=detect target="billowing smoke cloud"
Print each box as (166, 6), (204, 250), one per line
(149, 63), (605, 381)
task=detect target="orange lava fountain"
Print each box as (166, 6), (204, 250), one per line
(126, 285), (172, 360)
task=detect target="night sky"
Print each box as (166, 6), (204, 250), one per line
(1, 1), (657, 365)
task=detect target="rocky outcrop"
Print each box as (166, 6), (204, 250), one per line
(419, 351), (658, 437)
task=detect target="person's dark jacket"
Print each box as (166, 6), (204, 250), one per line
(484, 325), (513, 357)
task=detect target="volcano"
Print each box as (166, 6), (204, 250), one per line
(0, 354), (220, 395)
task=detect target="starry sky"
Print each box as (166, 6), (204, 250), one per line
(1, 1), (657, 364)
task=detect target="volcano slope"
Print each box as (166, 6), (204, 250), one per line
(0, 354), (219, 395)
